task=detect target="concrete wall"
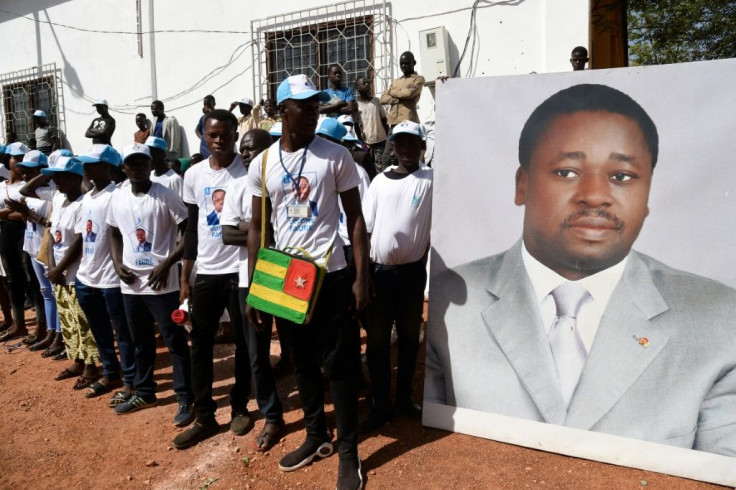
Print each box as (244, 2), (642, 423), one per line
(0, 0), (588, 155)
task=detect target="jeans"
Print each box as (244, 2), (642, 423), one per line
(190, 273), (249, 424)
(365, 260), (427, 413)
(122, 292), (193, 402)
(238, 287), (282, 422)
(75, 282), (135, 386)
(30, 257), (59, 333)
(277, 270), (360, 461)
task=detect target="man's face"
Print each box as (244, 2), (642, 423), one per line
(83, 162), (110, 186)
(135, 115), (147, 130)
(54, 231), (62, 243)
(297, 177), (310, 202)
(328, 66), (343, 85)
(239, 133), (267, 165)
(123, 155), (152, 183)
(515, 110), (653, 280)
(239, 103), (253, 117)
(203, 97), (215, 111)
(136, 229), (146, 244)
(86, 220), (92, 234)
(263, 100), (278, 117)
(212, 190), (225, 213)
(570, 51), (588, 71)
(51, 172), (82, 196)
(150, 103), (163, 118)
(400, 54), (415, 77)
(281, 97), (320, 136)
(355, 78), (371, 96)
(33, 116), (47, 127)
(204, 118), (237, 159)
(393, 133), (422, 169)
(18, 165), (40, 182)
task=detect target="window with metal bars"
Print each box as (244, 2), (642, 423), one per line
(2, 76), (59, 145)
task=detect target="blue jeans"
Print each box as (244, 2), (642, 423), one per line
(122, 292), (193, 402)
(30, 257), (59, 334)
(75, 282), (135, 386)
(239, 287), (283, 422)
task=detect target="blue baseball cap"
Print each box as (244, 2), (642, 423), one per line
(33, 110), (47, 118)
(388, 120), (424, 141)
(17, 150), (49, 168)
(6, 142), (29, 156)
(342, 130), (363, 146)
(41, 156), (84, 177)
(276, 75), (330, 105)
(48, 149), (73, 165)
(122, 143), (152, 163)
(144, 136), (167, 152)
(316, 117), (347, 142)
(77, 144), (122, 166)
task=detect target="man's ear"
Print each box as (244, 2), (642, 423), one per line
(514, 166), (527, 206)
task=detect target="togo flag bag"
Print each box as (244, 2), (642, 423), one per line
(246, 148), (327, 324)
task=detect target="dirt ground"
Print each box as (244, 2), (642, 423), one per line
(0, 308), (728, 490)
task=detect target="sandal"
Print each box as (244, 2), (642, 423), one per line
(109, 390), (134, 408)
(53, 350), (68, 361)
(85, 379), (121, 399)
(253, 419), (285, 452)
(42, 343), (65, 358)
(73, 375), (100, 391)
(22, 335), (39, 345)
(55, 367), (82, 381)
(0, 328), (28, 342)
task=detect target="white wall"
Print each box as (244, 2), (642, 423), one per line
(0, 0), (588, 155)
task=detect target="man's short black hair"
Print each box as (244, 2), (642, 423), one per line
(328, 63), (343, 73)
(242, 129), (272, 149)
(571, 46), (589, 57)
(152, 100), (164, 109)
(518, 84), (659, 169)
(203, 109), (238, 132)
(204, 94), (215, 103)
(135, 112), (146, 118)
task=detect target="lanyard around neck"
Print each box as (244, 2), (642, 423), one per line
(278, 140), (311, 198)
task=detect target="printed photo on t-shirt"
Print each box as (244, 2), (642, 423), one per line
(53, 230), (63, 248)
(282, 171), (319, 232)
(83, 219), (98, 243)
(203, 186), (226, 237)
(129, 224), (154, 267)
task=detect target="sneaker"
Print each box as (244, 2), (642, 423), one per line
(114, 394), (157, 415)
(172, 421), (219, 450)
(230, 411), (253, 436)
(278, 439), (334, 472)
(172, 402), (195, 427)
(337, 458), (364, 490)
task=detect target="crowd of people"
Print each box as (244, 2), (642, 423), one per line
(0, 50), (435, 490)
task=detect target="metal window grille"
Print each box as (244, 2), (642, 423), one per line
(251, 0), (392, 102)
(1, 64), (65, 146)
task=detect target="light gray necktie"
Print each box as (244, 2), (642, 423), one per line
(548, 282), (589, 408)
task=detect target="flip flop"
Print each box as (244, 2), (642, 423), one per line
(55, 367), (82, 381)
(73, 375), (100, 391)
(42, 344), (64, 358)
(85, 379), (121, 399)
(0, 329), (28, 342)
(22, 335), (39, 345)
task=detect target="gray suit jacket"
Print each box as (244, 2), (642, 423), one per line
(425, 241), (736, 457)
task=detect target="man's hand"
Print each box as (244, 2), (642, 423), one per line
(350, 274), (373, 318)
(179, 277), (192, 305)
(47, 267), (66, 285)
(115, 264), (137, 284)
(145, 262), (170, 291)
(246, 304), (266, 332)
(4, 199), (29, 219)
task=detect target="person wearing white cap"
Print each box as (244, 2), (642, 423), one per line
(146, 136), (183, 199)
(245, 74), (370, 489)
(194, 95), (216, 159)
(32, 110), (60, 156)
(85, 99), (116, 145)
(359, 120), (432, 433)
(229, 96), (261, 138)
(106, 143), (194, 424)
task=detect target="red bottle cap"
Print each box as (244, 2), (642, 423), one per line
(171, 309), (188, 325)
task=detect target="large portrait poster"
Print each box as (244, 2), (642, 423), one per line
(423, 59), (736, 486)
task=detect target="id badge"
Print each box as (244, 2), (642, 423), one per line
(287, 202), (310, 219)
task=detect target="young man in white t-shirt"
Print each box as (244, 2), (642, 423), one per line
(73, 145), (137, 404)
(221, 128), (286, 452)
(146, 136), (183, 199)
(245, 75), (371, 490)
(174, 109), (251, 450)
(359, 121), (433, 434)
(107, 143), (194, 427)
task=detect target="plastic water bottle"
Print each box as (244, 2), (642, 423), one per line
(171, 299), (192, 333)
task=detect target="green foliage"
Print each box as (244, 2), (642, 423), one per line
(628, 0), (736, 65)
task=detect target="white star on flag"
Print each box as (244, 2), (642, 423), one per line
(295, 276), (307, 288)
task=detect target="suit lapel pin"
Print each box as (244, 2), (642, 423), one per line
(633, 335), (650, 348)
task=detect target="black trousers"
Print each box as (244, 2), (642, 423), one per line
(190, 272), (250, 424)
(0, 221), (44, 328)
(277, 269), (360, 461)
(365, 260), (426, 412)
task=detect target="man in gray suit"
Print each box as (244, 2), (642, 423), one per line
(424, 84), (736, 457)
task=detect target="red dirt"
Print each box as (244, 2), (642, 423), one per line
(0, 309), (726, 490)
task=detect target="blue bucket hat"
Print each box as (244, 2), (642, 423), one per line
(41, 156), (84, 177)
(276, 74), (330, 105)
(77, 144), (122, 166)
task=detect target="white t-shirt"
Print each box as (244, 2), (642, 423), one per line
(220, 175), (251, 288)
(23, 191), (52, 257)
(75, 183), (119, 288)
(106, 182), (187, 295)
(151, 168), (183, 200)
(362, 167), (433, 265)
(49, 193), (84, 284)
(183, 155), (246, 275)
(246, 137), (360, 272)
(338, 163), (371, 245)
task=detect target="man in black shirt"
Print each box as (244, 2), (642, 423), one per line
(85, 98), (116, 145)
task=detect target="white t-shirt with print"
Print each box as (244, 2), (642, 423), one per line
(362, 166), (433, 265)
(338, 163), (371, 245)
(75, 183), (119, 288)
(220, 175), (251, 288)
(49, 193), (84, 284)
(106, 182), (186, 295)
(246, 137), (360, 272)
(0, 181), (49, 257)
(182, 154), (246, 275)
(151, 169), (183, 200)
